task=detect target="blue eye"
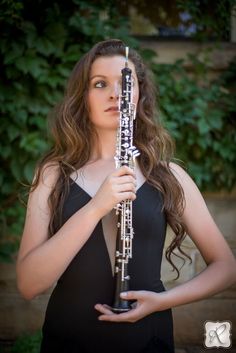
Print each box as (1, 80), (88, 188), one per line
(94, 81), (106, 88)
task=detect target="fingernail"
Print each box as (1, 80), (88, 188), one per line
(120, 292), (127, 297)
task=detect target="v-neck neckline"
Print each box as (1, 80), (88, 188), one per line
(69, 177), (147, 200)
(69, 179), (148, 278)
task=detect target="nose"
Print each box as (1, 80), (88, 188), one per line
(109, 83), (120, 100)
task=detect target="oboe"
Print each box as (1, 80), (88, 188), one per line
(112, 47), (140, 312)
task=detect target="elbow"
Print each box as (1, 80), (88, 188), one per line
(17, 277), (38, 300)
(16, 266), (38, 300)
(16, 266), (52, 300)
(20, 291), (36, 301)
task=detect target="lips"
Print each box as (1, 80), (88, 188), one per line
(104, 106), (119, 112)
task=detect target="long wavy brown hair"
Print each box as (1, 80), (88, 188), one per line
(32, 39), (191, 278)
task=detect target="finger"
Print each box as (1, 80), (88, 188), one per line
(98, 308), (138, 322)
(114, 166), (136, 177)
(116, 182), (136, 194)
(94, 304), (113, 315)
(120, 290), (145, 300)
(117, 175), (137, 187)
(103, 304), (112, 310)
(119, 191), (136, 202)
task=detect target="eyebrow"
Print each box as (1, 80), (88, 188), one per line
(90, 74), (136, 81)
(90, 75), (107, 81)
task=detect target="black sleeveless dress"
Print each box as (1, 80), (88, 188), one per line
(40, 180), (175, 353)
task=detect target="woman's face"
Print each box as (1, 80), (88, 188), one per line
(87, 55), (139, 132)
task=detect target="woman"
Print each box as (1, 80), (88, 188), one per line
(16, 39), (236, 353)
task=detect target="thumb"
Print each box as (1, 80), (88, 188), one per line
(120, 290), (144, 300)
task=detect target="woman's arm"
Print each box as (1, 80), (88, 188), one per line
(95, 163), (236, 322)
(16, 165), (101, 300)
(17, 164), (136, 300)
(157, 162), (236, 308)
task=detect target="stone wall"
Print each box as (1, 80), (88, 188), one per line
(0, 193), (235, 345)
(139, 38), (236, 71)
(0, 262), (50, 340)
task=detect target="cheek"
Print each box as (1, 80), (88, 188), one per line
(87, 92), (97, 114)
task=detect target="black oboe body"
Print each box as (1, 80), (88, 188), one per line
(112, 47), (139, 312)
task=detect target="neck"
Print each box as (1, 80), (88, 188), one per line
(91, 129), (117, 161)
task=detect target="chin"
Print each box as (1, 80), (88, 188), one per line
(95, 124), (118, 132)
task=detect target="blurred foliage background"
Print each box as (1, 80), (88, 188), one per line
(0, 0), (236, 262)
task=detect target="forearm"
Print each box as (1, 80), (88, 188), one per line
(159, 259), (236, 311)
(17, 201), (101, 299)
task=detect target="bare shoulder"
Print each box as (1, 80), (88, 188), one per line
(169, 162), (201, 196)
(168, 162), (209, 224)
(169, 162), (192, 183)
(33, 161), (60, 191)
(29, 160), (60, 210)
(18, 162), (60, 261)
(27, 161), (60, 221)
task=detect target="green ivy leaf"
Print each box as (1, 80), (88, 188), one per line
(198, 118), (210, 134)
(37, 37), (56, 56)
(3, 43), (24, 64)
(7, 125), (20, 141)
